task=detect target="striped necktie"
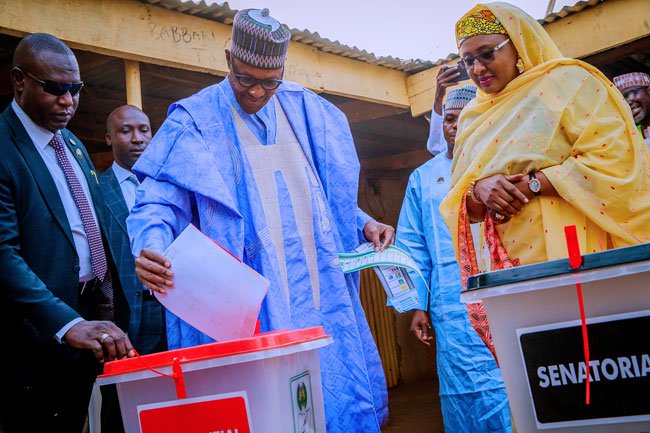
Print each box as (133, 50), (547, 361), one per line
(49, 135), (114, 320)
(49, 134), (108, 280)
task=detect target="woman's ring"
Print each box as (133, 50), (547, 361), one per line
(495, 212), (505, 220)
(100, 333), (110, 343)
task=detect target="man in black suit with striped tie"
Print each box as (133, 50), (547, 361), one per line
(0, 33), (134, 433)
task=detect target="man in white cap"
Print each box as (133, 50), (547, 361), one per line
(614, 72), (650, 148)
(396, 86), (512, 433)
(128, 8), (391, 433)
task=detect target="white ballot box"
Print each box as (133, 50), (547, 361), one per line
(461, 243), (650, 433)
(97, 327), (332, 433)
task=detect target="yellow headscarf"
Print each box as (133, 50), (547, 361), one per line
(441, 2), (650, 266)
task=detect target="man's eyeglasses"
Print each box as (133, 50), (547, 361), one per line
(230, 61), (283, 91)
(623, 86), (647, 100)
(459, 38), (511, 71)
(15, 67), (84, 97)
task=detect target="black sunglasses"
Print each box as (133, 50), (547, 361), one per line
(230, 61), (283, 91)
(16, 67), (84, 97)
(459, 38), (511, 71)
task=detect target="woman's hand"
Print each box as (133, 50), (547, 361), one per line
(513, 171), (558, 199)
(474, 174), (530, 220)
(487, 208), (511, 224)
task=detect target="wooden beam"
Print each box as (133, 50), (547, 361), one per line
(140, 65), (207, 90)
(81, 84), (126, 106)
(124, 59), (142, 109)
(89, 151), (114, 173)
(0, 0), (409, 107)
(75, 51), (119, 72)
(0, 64), (12, 95)
(80, 83), (171, 112)
(544, 0), (650, 60)
(407, 0), (650, 117)
(580, 36), (650, 69)
(360, 148), (432, 171)
(336, 99), (409, 124)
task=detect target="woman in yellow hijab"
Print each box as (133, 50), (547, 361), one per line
(441, 2), (650, 287)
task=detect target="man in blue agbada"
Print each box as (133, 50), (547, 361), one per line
(396, 86), (512, 432)
(127, 8), (392, 433)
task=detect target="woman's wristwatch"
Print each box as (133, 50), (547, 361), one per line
(528, 172), (542, 195)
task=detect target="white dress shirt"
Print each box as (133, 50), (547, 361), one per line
(111, 161), (139, 210)
(426, 111), (447, 155)
(12, 100), (99, 340)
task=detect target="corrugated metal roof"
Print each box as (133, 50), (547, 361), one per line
(142, 0), (606, 73)
(541, 0), (604, 23)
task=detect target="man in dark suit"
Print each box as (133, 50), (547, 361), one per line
(100, 105), (166, 355)
(0, 33), (134, 433)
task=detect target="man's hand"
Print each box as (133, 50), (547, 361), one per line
(433, 66), (462, 115)
(63, 320), (135, 363)
(410, 310), (433, 346)
(135, 249), (173, 294)
(363, 220), (395, 252)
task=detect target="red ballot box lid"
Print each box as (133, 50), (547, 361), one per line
(100, 326), (330, 378)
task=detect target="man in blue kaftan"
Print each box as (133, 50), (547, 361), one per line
(127, 8), (392, 433)
(396, 86), (512, 432)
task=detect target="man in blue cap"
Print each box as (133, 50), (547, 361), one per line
(128, 8), (391, 433)
(397, 86), (512, 432)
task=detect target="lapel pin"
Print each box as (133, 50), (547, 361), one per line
(75, 148), (83, 159)
(70, 138), (77, 146)
(90, 170), (99, 184)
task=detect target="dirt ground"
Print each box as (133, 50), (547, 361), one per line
(382, 378), (444, 433)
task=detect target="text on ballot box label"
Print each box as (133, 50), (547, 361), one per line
(138, 392), (253, 433)
(517, 311), (650, 429)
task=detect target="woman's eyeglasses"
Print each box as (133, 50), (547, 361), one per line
(459, 38), (511, 71)
(231, 61), (283, 91)
(16, 67), (84, 97)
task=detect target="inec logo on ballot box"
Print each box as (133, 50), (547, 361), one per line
(291, 371), (316, 433)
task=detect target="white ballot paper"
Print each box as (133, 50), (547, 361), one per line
(159, 224), (270, 342)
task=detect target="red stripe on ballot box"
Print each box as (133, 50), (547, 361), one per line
(138, 392), (252, 433)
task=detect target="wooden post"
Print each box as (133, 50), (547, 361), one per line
(545, 0), (557, 17)
(124, 59), (142, 109)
